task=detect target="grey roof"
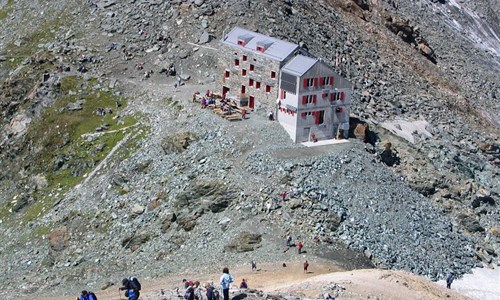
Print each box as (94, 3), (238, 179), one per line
(281, 55), (318, 76)
(221, 27), (298, 62)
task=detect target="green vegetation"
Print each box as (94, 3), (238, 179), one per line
(0, 0), (14, 20)
(0, 75), (147, 224)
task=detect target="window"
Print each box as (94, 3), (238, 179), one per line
(265, 85), (271, 93)
(303, 78), (314, 88)
(322, 77), (330, 85)
(242, 55), (247, 62)
(302, 95), (317, 105)
(237, 40), (245, 46)
(241, 85), (246, 94)
(280, 89), (286, 99)
(249, 78), (254, 86)
(256, 46), (265, 52)
(271, 71), (276, 79)
(255, 81), (261, 89)
(249, 64), (255, 71)
(242, 69), (247, 76)
(234, 59), (239, 66)
(315, 110), (325, 125)
(225, 70), (230, 78)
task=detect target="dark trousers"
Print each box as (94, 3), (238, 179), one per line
(223, 288), (229, 300)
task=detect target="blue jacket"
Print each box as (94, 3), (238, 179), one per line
(125, 289), (139, 300)
(219, 273), (234, 289)
(78, 293), (96, 300)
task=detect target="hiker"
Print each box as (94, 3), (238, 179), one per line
(446, 273), (454, 289)
(77, 290), (97, 300)
(251, 260), (257, 271)
(219, 267), (234, 300)
(303, 260), (309, 273)
(280, 191), (287, 202)
(193, 281), (203, 300)
(183, 281), (195, 300)
(241, 108), (247, 119)
(286, 235), (292, 247)
(205, 282), (219, 300)
(182, 279), (190, 289)
(297, 241), (303, 254)
(119, 277), (141, 300)
(239, 279), (248, 289)
(268, 111), (274, 121)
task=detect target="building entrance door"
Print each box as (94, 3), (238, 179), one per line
(303, 127), (310, 142)
(249, 96), (255, 109)
(222, 86), (229, 98)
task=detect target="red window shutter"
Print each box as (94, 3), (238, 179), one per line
(313, 95), (317, 104)
(314, 78), (319, 87)
(329, 76), (334, 85)
(303, 79), (308, 88)
(330, 93), (334, 101)
(320, 78), (324, 86)
(280, 90), (284, 99)
(314, 111), (320, 124)
(301, 112), (306, 118)
(340, 92), (345, 100)
(302, 95), (307, 105)
(322, 93), (327, 98)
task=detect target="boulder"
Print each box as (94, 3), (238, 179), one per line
(224, 232), (262, 253)
(130, 204), (145, 217)
(122, 233), (150, 252)
(49, 226), (70, 252)
(161, 212), (177, 232)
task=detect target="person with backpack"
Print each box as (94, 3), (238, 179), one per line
(303, 260), (309, 273)
(183, 281), (195, 300)
(77, 290), (97, 300)
(239, 279), (248, 289)
(205, 283), (219, 300)
(446, 273), (455, 289)
(119, 276), (141, 300)
(219, 267), (234, 300)
(193, 281), (203, 300)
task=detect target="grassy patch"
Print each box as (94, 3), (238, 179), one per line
(0, 0), (14, 20)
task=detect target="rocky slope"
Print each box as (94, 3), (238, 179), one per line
(0, 0), (499, 299)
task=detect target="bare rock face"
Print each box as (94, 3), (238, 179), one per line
(161, 132), (198, 154)
(225, 232), (262, 253)
(49, 226), (70, 252)
(122, 233), (150, 252)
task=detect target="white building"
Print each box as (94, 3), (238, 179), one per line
(277, 55), (352, 143)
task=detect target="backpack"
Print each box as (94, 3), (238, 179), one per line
(129, 277), (141, 291)
(184, 287), (194, 300)
(88, 292), (98, 300)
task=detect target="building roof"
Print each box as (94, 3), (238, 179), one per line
(281, 55), (318, 76)
(221, 27), (299, 62)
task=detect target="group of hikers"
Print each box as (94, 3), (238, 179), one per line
(76, 277), (141, 300)
(181, 267), (248, 300)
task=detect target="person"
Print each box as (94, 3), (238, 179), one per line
(239, 278), (248, 289)
(268, 111), (274, 121)
(193, 281), (203, 300)
(183, 281), (194, 300)
(219, 267), (234, 300)
(182, 279), (189, 289)
(297, 241), (303, 254)
(303, 260), (309, 273)
(286, 235), (292, 247)
(251, 260), (257, 271)
(241, 108), (247, 119)
(174, 83), (178, 92)
(77, 290), (97, 300)
(280, 191), (287, 202)
(446, 273), (454, 289)
(119, 278), (140, 300)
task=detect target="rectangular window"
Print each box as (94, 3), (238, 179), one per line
(266, 85), (271, 93)
(234, 59), (239, 66)
(249, 64), (255, 71)
(322, 77), (330, 85)
(256, 46), (265, 52)
(280, 89), (286, 99)
(306, 78), (314, 87)
(237, 40), (245, 46)
(255, 81), (261, 89)
(225, 71), (230, 78)
(249, 78), (254, 86)
(241, 85), (246, 94)
(303, 95), (314, 104)
(242, 69), (247, 77)
(271, 71), (276, 79)
(318, 110), (325, 124)
(242, 55), (247, 62)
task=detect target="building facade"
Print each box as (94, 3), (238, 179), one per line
(218, 27), (298, 109)
(277, 55), (352, 143)
(218, 27), (352, 143)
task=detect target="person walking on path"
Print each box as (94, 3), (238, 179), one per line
(220, 267), (234, 300)
(446, 273), (454, 289)
(241, 108), (247, 119)
(286, 235), (292, 247)
(303, 260), (309, 273)
(251, 260), (257, 271)
(297, 241), (303, 254)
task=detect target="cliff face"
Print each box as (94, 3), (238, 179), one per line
(0, 0), (498, 299)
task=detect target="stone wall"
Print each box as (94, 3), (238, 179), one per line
(218, 45), (282, 110)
